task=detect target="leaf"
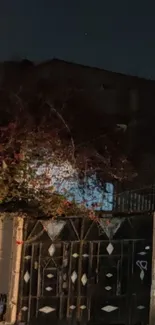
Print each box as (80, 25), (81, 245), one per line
(2, 160), (7, 170)
(14, 152), (25, 161)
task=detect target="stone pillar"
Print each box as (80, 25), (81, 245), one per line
(149, 212), (155, 325)
(6, 216), (24, 324)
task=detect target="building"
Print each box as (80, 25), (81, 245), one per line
(0, 59), (155, 325)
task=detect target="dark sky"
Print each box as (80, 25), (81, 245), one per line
(1, 0), (155, 79)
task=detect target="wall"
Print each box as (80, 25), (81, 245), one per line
(0, 217), (13, 294)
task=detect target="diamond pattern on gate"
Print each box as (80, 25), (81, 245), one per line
(39, 306), (55, 313)
(70, 305), (76, 310)
(47, 273), (54, 278)
(105, 286), (112, 291)
(22, 306), (28, 311)
(81, 273), (87, 286)
(106, 273), (113, 278)
(46, 287), (53, 291)
(48, 244), (55, 257)
(25, 255), (31, 260)
(106, 243), (114, 255)
(101, 305), (118, 312)
(24, 271), (30, 283)
(137, 305), (145, 309)
(71, 271), (77, 283)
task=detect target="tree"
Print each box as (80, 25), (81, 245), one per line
(0, 61), (136, 220)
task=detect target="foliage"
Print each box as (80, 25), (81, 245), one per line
(0, 66), (137, 219)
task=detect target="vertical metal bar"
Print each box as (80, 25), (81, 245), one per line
(126, 191), (129, 211)
(27, 244), (34, 323)
(126, 240), (133, 325)
(144, 199), (147, 211)
(148, 194), (151, 211)
(66, 242), (73, 318)
(120, 240), (123, 296)
(149, 212), (155, 325)
(59, 242), (65, 320)
(138, 194), (141, 211)
(16, 243), (26, 322)
(124, 191), (127, 211)
(113, 181), (117, 211)
(36, 243), (42, 317)
(128, 240), (134, 325)
(122, 195), (125, 212)
(152, 186), (154, 211)
(130, 192), (133, 211)
(117, 196), (121, 212)
(96, 242), (100, 284)
(128, 191), (131, 211)
(141, 195), (145, 211)
(15, 221), (27, 323)
(134, 193), (137, 211)
(87, 242), (93, 321)
(76, 218), (85, 320)
(140, 193), (143, 210)
(116, 259), (120, 296)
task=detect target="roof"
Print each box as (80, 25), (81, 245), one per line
(1, 58), (155, 91)
(36, 58), (155, 90)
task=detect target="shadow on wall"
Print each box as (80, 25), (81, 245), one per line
(0, 218), (13, 322)
(0, 218), (13, 293)
(0, 294), (7, 321)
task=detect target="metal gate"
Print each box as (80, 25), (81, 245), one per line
(17, 214), (152, 325)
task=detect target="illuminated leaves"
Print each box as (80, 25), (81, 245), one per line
(2, 160), (7, 170)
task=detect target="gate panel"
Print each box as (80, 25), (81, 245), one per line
(17, 215), (153, 325)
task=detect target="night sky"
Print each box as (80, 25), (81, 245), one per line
(1, 0), (155, 79)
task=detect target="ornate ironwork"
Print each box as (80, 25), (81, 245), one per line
(17, 215), (152, 325)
